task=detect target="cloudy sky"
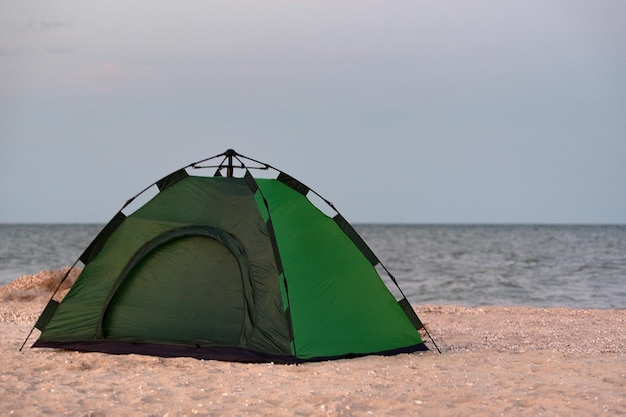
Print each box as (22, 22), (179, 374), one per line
(1, 1), (625, 224)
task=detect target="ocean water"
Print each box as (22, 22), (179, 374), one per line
(0, 224), (103, 285)
(356, 224), (625, 309)
(1, 224), (624, 309)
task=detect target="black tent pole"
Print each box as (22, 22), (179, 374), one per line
(226, 149), (235, 178)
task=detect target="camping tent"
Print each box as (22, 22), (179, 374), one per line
(27, 150), (432, 363)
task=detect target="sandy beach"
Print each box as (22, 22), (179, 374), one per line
(1, 270), (624, 416)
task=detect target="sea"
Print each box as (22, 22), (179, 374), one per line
(1, 223), (624, 309)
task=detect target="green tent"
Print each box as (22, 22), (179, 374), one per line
(28, 150), (430, 363)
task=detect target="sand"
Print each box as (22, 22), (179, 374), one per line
(1, 270), (624, 416)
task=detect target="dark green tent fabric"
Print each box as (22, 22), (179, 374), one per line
(31, 151), (427, 363)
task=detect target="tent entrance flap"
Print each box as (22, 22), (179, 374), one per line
(102, 234), (246, 345)
(95, 225), (252, 346)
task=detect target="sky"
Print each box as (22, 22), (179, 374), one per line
(1, 1), (625, 224)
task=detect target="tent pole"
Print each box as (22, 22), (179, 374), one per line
(423, 326), (441, 354)
(226, 149), (235, 178)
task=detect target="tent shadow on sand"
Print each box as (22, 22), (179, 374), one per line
(23, 149), (438, 363)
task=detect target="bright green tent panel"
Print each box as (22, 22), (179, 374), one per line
(256, 179), (423, 360)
